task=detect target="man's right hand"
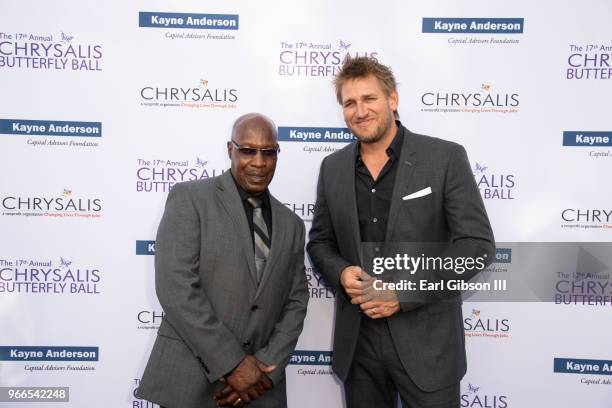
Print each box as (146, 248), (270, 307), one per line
(340, 265), (374, 301)
(213, 355), (275, 406)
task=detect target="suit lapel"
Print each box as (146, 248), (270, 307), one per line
(344, 143), (363, 265)
(384, 128), (418, 243)
(215, 172), (258, 287)
(254, 196), (286, 299)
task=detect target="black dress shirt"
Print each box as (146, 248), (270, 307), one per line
(355, 122), (404, 243)
(231, 172), (272, 243)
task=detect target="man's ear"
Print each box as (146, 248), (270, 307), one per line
(227, 141), (232, 159)
(388, 90), (399, 111)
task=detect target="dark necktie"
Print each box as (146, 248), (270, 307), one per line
(247, 197), (270, 283)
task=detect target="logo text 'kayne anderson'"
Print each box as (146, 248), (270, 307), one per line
(0, 346), (99, 361)
(278, 127), (357, 143)
(563, 131), (612, 147)
(554, 358), (612, 375)
(422, 18), (524, 34)
(139, 12), (238, 30)
(0, 119), (101, 137)
(0, 119), (101, 148)
(136, 241), (155, 255)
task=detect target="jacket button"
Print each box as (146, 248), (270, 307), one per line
(251, 305), (259, 311)
(243, 341), (251, 348)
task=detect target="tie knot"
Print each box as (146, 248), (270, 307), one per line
(247, 197), (262, 209)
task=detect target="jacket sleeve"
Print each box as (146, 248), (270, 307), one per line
(254, 221), (309, 384)
(154, 182), (245, 382)
(307, 157), (352, 290)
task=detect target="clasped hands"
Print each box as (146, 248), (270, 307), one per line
(340, 265), (400, 319)
(213, 354), (275, 407)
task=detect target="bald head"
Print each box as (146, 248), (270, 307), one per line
(231, 113), (277, 142)
(228, 113), (279, 194)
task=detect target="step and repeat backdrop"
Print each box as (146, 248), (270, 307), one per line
(1, 0), (612, 407)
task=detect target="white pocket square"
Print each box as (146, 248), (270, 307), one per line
(402, 187), (432, 200)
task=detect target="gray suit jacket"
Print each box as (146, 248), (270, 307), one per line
(307, 127), (495, 392)
(138, 171), (309, 408)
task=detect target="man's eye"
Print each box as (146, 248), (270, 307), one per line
(240, 148), (257, 156)
(261, 149), (278, 158)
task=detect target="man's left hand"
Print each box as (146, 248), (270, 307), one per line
(213, 356), (275, 406)
(214, 377), (273, 407)
(361, 300), (401, 319)
(351, 281), (401, 319)
(213, 385), (245, 407)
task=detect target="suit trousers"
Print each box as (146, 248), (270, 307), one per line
(344, 317), (460, 408)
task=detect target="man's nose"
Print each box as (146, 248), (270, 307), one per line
(250, 151), (266, 167)
(355, 102), (368, 117)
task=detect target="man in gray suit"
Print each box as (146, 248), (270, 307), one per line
(307, 57), (495, 407)
(138, 113), (308, 408)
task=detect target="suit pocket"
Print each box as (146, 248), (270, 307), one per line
(401, 189), (434, 206)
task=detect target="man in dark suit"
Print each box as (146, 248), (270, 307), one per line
(307, 57), (495, 407)
(138, 113), (309, 408)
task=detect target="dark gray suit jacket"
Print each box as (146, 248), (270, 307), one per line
(307, 127), (495, 392)
(138, 171), (309, 408)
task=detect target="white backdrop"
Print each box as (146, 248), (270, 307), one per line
(1, 0), (612, 407)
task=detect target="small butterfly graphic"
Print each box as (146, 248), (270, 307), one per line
(59, 257), (72, 268)
(62, 189), (72, 197)
(196, 157), (208, 167)
(481, 84), (491, 92)
(200, 79), (209, 87)
(472, 309), (481, 317)
(61, 32), (74, 43)
(468, 384), (480, 394)
(473, 163), (488, 174)
(339, 40), (352, 50)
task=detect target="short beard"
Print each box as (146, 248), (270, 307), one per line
(351, 116), (393, 144)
